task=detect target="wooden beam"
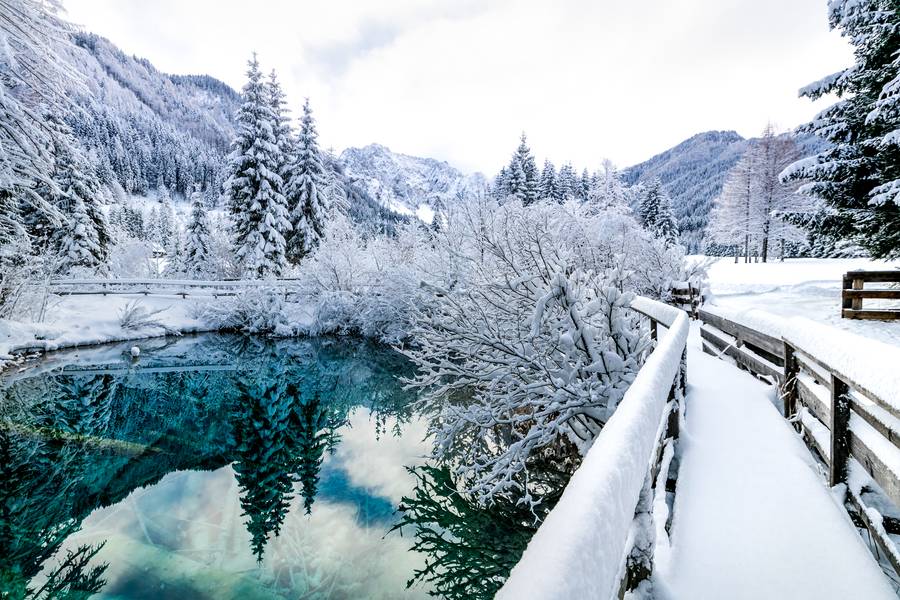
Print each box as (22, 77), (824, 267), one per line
(842, 309), (900, 321)
(782, 342), (798, 420)
(830, 375), (851, 486)
(846, 488), (900, 581)
(845, 270), (900, 283)
(842, 289), (900, 300)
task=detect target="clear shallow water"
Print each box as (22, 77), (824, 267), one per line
(0, 334), (432, 599)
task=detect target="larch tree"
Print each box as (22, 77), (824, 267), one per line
(285, 98), (329, 264)
(783, 0), (900, 258)
(752, 125), (804, 262)
(707, 153), (755, 261)
(223, 54), (291, 278)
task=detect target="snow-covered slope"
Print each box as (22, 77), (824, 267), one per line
(622, 131), (749, 253)
(340, 144), (488, 220)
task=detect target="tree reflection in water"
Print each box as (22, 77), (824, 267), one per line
(392, 464), (564, 600)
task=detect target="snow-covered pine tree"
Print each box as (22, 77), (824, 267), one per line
(57, 196), (104, 274)
(654, 188), (679, 245)
(285, 98), (329, 264)
(184, 188), (213, 278)
(493, 167), (509, 200)
(267, 70), (293, 186)
(0, 0), (73, 244)
(579, 168), (591, 201)
(504, 134), (539, 204)
(322, 147), (349, 217)
(637, 178), (679, 244)
(32, 112), (111, 269)
(223, 55), (291, 278)
(557, 163), (577, 201)
(783, 0), (900, 258)
(538, 159), (557, 200)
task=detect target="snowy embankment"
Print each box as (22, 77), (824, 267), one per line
(698, 257), (900, 347)
(0, 292), (315, 370)
(662, 327), (896, 600)
(498, 298), (688, 600)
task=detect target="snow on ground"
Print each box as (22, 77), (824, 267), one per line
(0, 294), (213, 368)
(661, 326), (896, 600)
(699, 257), (900, 347)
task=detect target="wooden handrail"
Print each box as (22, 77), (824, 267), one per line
(499, 298), (688, 600)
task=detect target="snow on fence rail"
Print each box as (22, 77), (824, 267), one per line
(498, 297), (689, 600)
(48, 278), (303, 298)
(699, 306), (900, 580)
(842, 270), (900, 321)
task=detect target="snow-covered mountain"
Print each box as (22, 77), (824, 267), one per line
(340, 144), (488, 221)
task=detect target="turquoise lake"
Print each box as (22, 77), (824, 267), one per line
(0, 334), (433, 599)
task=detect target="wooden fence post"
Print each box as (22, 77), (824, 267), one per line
(830, 374), (851, 487)
(851, 276), (864, 311)
(650, 320), (658, 342)
(782, 341), (798, 422)
(842, 274), (853, 311)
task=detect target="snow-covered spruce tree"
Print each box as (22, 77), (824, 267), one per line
(503, 134), (539, 204)
(404, 199), (650, 507)
(579, 168), (591, 201)
(223, 55), (291, 278)
(184, 188), (213, 278)
(638, 178), (679, 243)
(783, 0), (900, 258)
(538, 159), (557, 200)
(556, 163), (577, 201)
(285, 98), (329, 264)
(57, 196), (104, 274)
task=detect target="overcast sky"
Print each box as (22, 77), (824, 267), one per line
(63, 0), (852, 175)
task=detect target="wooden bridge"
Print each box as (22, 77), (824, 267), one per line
(500, 294), (900, 599)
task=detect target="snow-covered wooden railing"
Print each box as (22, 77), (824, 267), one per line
(842, 270), (900, 321)
(48, 278), (302, 298)
(498, 297), (689, 600)
(699, 306), (900, 580)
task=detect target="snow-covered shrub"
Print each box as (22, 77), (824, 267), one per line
(193, 286), (292, 335)
(118, 300), (180, 335)
(298, 214), (436, 344)
(107, 239), (156, 278)
(403, 199), (658, 507)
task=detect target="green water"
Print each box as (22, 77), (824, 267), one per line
(0, 334), (432, 599)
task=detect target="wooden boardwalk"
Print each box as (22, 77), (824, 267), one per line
(665, 331), (896, 599)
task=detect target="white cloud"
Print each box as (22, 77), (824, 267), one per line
(62, 0), (853, 174)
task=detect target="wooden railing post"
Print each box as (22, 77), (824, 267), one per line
(842, 274), (853, 311)
(851, 275), (864, 311)
(782, 341), (798, 422)
(829, 374), (851, 487)
(650, 320), (658, 342)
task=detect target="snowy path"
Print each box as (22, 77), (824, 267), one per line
(662, 327), (897, 600)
